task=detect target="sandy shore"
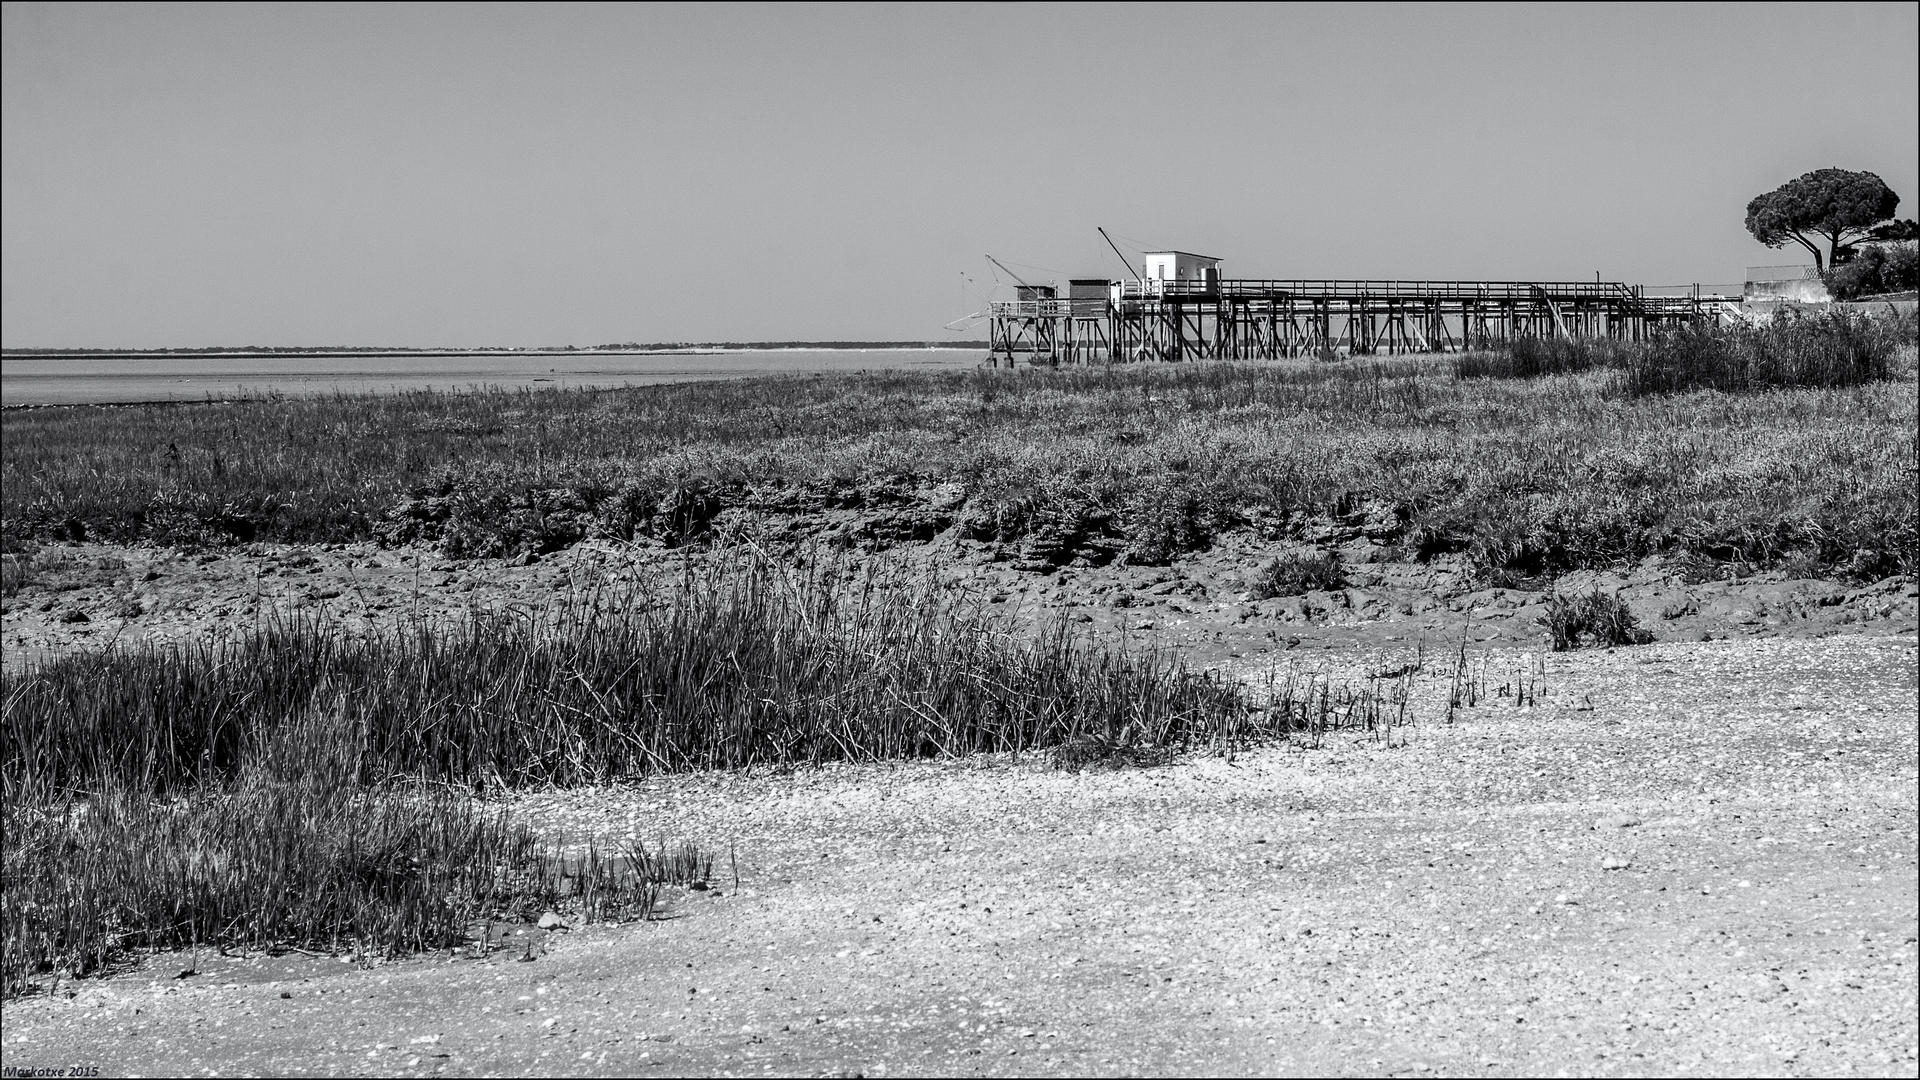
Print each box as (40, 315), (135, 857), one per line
(2, 626), (1914, 1075)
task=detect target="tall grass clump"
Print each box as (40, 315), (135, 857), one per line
(3, 551), (1248, 797)
(1454, 309), (1915, 392)
(1, 703), (705, 994)
(1250, 547), (1346, 598)
(1623, 307), (1914, 395)
(0, 549), (29, 597)
(1542, 588), (1653, 651)
(1453, 335), (1628, 380)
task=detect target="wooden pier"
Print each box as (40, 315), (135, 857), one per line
(988, 278), (1744, 366)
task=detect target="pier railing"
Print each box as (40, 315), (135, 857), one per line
(991, 280), (1744, 319)
(989, 299), (1111, 318)
(1113, 278), (1657, 303)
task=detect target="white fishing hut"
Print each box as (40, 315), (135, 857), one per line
(1141, 250), (1221, 286)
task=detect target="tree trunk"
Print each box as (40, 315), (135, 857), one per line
(1791, 232), (1825, 272)
(1823, 229), (1845, 271)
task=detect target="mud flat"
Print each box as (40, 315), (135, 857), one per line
(4, 532), (1914, 672)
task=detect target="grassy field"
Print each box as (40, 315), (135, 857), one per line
(5, 315), (1915, 580)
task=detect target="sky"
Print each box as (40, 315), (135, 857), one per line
(3, 2), (1917, 348)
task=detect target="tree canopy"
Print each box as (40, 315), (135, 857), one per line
(1744, 168), (1901, 271)
(1867, 218), (1920, 243)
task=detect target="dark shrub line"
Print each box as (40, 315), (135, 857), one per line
(1624, 308), (1908, 395)
(1455, 307), (1914, 394)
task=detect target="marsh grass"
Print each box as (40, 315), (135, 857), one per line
(1453, 307), (1915, 395)
(2, 551), (1247, 798)
(0, 552), (27, 597)
(1623, 308), (1911, 395)
(0, 703), (705, 994)
(5, 347), (1914, 580)
(1, 549), (1250, 991)
(1453, 336), (1629, 380)
(1243, 666), (1418, 751)
(1251, 548), (1347, 598)
(1542, 589), (1653, 651)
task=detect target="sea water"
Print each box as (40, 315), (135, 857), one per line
(0, 348), (986, 407)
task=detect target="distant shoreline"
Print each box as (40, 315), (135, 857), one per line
(1, 345), (990, 409)
(1, 343), (990, 359)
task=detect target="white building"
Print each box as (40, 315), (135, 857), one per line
(1141, 250), (1221, 286)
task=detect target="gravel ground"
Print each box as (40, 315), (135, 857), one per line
(4, 633), (1915, 1076)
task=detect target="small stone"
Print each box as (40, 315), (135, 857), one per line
(537, 911), (570, 931)
(1596, 815), (1644, 830)
(1600, 855), (1632, 871)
